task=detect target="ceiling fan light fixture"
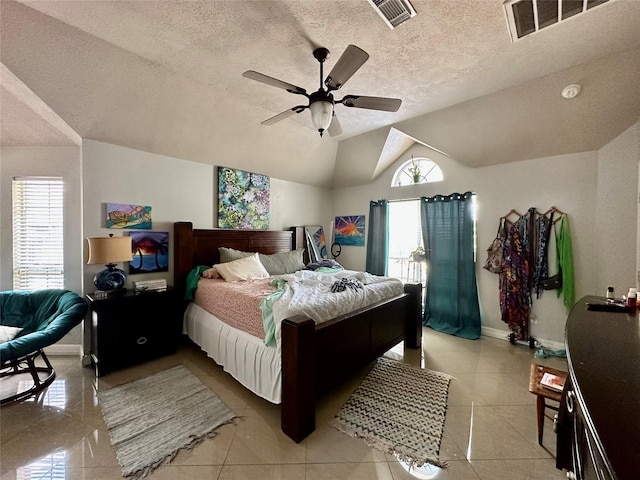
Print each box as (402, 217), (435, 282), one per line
(309, 100), (334, 136)
(243, 44), (402, 137)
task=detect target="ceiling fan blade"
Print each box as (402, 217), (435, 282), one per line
(324, 45), (369, 91)
(243, 70), (307, 95)
(327, 114), (342, 137)
(339, 95), (402, 112)
(261, 106), (307, 125)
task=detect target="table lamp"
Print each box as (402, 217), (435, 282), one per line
(87, 234), (133, 291)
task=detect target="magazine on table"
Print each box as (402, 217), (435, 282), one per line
(540, 372), (565, 392)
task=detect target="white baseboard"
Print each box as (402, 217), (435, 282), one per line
(481, 326), (565, 351)
(43, 344), (82, 356)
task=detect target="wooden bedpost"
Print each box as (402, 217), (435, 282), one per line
(403, 283), (422, 349)
(174, 222), (194, 297)
(281, 315), (315, 443)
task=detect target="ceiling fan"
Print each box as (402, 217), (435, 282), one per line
(242, 45), (402, 137)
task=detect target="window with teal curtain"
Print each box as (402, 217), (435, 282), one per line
(365, 199), (389, 276)
(421, 192), (481, 339)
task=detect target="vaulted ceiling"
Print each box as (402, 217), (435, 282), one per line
(2, 0), (639, 188)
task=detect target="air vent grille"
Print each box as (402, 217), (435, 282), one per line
(504, 0), (610, 42)
(368, 0), (417, 29)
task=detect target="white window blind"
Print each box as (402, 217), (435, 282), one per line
(12, 176), (64, 290)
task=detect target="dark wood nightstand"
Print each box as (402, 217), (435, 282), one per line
(86, 288), (181, 377)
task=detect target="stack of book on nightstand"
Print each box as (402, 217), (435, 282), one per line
(133, 279), (167, 292)
(92, 288), (127, 300)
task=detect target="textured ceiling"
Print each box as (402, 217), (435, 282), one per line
(1, 0), (639, 188)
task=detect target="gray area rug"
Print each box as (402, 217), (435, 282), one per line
(98, 364), (236, 479)
(330, 357), (453, 468)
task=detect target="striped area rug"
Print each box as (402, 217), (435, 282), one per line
(98, 365), (236, 479)
(330, 357), (452, 468)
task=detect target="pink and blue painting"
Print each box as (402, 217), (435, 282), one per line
(129, 231), (169, 274)
(106, 203), (152, 229)
(218, 167), (270, 229)
(334, 215), (365, 246)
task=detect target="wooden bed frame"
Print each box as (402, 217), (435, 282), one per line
(174, 221), (422, 443)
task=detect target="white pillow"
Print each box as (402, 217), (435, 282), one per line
(0, 325), (23, 343)
(214, 253), (270, 281)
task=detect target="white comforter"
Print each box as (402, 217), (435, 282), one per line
(272, 269), (404, 350)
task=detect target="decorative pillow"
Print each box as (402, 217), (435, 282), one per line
(0, 325), (23, 343)
(219, 247), (306, 275)
(201, 267), (221, 279)
(219, 247), (253, 264)
(258, 249), (305, 275)
(214, 253), (270, 281)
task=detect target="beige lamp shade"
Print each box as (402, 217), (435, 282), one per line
(86, 236), (133, 265)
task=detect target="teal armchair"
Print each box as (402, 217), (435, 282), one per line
(0, 289), (88, 404)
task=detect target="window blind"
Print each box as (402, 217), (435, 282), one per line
(12, 176), (64, 290)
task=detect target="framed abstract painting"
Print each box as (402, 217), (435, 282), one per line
(105, 203), (152, 229)
(218, 167), (270, 229)
(334, 215), (366, 246)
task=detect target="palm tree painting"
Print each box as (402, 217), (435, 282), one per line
(129, 231), (169, 274)
(334, 215), (366, 246)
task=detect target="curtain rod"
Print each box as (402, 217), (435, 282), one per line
(389, 192), (477, 203)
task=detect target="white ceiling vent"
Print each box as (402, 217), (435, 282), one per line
(367, 0), (417, 29)
(504, 0), (610, 42)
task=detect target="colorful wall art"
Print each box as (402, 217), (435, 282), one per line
(106, 203), (152, 229)
(129, 231), (169, 274)
(334, 215), (366, 246)
(218, 167), (270, 229)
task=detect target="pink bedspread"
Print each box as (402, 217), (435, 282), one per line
(194, 278), (276, 339)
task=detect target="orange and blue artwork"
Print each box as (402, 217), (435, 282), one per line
(106, 203), (152, 229)
(129, 231), (169, 274)
(334, 215), (365, 247)
(309, 226), (327, 258)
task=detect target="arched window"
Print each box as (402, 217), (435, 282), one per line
(391, 157), (443, 187)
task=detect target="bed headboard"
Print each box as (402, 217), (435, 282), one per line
(174, 222), (293, 296)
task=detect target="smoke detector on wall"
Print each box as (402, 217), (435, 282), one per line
(367, 0), (417, 29)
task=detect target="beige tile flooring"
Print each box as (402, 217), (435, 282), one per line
(1, 328), (569, 480)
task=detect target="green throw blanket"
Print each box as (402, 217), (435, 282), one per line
(185, 266), (211, 301)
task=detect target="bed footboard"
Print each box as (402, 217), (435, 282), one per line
(281, 315), (316, 443)
(280, 283), (422, 443)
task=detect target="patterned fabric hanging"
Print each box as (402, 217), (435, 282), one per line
(532, 214), (551, 298)
(499, 219), (531, 341)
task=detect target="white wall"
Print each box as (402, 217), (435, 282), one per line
(330, 133), (638, 346)
(0, 146), (83, 347)
(81, 140), (332, 359)
(596, 123), (640, 294)
(82, 140), (215, 293)
(82, 140), (333, 292)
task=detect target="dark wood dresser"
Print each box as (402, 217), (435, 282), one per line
(557, 296), (640, 479)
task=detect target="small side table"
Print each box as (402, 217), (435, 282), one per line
(528, 363), (568, 445)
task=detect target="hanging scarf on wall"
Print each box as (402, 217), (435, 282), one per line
(555, 214), (575, 313)
(532, 213), (552, 298)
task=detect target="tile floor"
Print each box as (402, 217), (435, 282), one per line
(1, 328), (569, 480)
